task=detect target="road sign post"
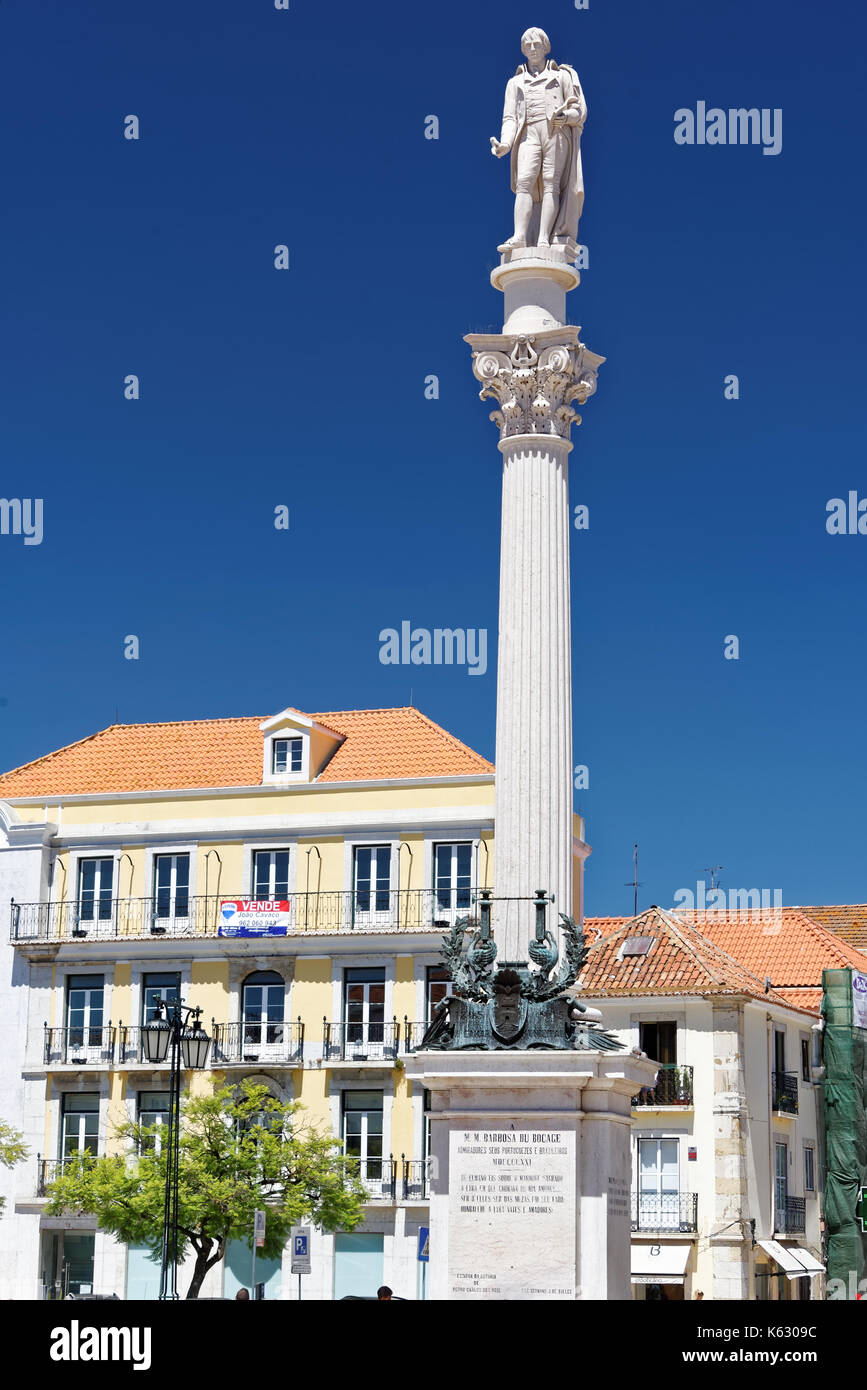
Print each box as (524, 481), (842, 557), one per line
(291, 1226), (311, 1301)
(252, 1209), (266, 1297)
(417, 1225), (429, 1300)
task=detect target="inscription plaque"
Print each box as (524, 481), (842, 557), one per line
(448, 1126), (576, 1299)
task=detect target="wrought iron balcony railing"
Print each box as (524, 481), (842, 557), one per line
(43, 1026), (115, 1067)
(632, 1064), (694, 1108)
(402, 1020), (431, 1052)
(341, 1156), (430, 1202)
(36, 1154), (98, 1197)
(10, 889), (486, 943)
(772, 1070), (799, 1114)
(323, 1019), (400, 1063)
(631, 1192), (698, 1233)
(211, 1020), (304, 1066)
(117, 1026), (171, 1065)
(401, 1157), (431, 1201)
(774, 1196), (806, 1235)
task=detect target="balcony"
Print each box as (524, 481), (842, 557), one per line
(774, 1196), (806, 1235)
(632, 1064), (694, 1108)
(323, 1020), (400, 1064)
(212, 1020), (304, 1066)
(43, 1026), (115, 1068)
(631, 1192), (698, 1233)
(10, 889), (485, 945)
(402, 1020), (430, 1052)
(117, 1026), (169, 1066)
(35, 1155), (98, 1197)
(347, 1156), (431, 1202)
(772, 1070), (799, 1115)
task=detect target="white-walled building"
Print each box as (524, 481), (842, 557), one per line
(577, 906), (867, 1302)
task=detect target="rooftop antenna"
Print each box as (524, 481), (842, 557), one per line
(625, 843), (643, 918)
(705, 865), (723, 891)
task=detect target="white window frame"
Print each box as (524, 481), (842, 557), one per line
(241, 840), (299, 903)
(241, 974), (288, 1057)
(251, 848), (293, 901)
(152, 852), (191, 921)
(71, 852), (118, 927)
(803, 1143), (816, 1194)
(262, 728), (310, 785)
(347, 840), (398, 928)
(329, 1082), (393, 1194)
(142, 845), (198, 932)
(635, 1135), (681, 1230)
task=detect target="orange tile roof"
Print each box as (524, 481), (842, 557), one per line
(582, 907), (867, 1017)
(0, 707), (493, 796)
(792, 904), (867, 953)
(579, 908), (820, 1016)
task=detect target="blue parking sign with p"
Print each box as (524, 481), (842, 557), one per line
(295, 1234), (308, 1257)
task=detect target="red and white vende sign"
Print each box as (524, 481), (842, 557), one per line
(219, 900), (291, 936)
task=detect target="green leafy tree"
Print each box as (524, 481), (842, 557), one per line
(0, 1117), (29, 1214)
(44, 1080), (367, 1298)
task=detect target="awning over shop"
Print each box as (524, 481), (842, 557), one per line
(756, 1240), (826, 1280)
(631, 1243), (692, 1285)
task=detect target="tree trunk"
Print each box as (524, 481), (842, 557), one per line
(184, 1237), (225, 1299)
(185, 1254), (212, 1300)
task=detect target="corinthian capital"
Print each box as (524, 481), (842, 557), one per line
(465, 327), (604, 443)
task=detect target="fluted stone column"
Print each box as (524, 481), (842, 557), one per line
(466, 249), (603, 961)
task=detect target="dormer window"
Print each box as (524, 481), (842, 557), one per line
(272, 738), (303, 774)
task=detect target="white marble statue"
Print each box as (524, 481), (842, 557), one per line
(491, 28), (586, 252)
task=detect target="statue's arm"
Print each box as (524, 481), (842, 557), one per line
(491, 76), (519, 157)
(500, 76), (520, 148)
(557, 68), (587, 128)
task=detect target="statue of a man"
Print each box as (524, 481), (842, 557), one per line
(491, 28), (586, 251)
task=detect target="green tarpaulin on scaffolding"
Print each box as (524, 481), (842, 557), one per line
(822, 968), (867, 1295)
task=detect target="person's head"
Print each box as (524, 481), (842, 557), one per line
(521, 28), (551, 70)
(377, 1285), (392, 1301)
(694, 1290), (704, 1300)
(235, 1287), (250, 1300)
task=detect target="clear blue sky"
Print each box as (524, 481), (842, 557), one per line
(1, 0), (864, 917)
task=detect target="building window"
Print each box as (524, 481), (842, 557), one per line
(353, 846), (391, 919)
(153, 854), (189, 921)
(137, 1091), (170, 1153)
(77, 858), (114, 922)
(253, 850), (290, 901)
(426, 965), (452, 1022)
(66, 975), (104, 1048)
(272, 738), (302, 774)
(61, 1093), (99, 1160)
(342, 1090), (384, 1183)
(242, 971), (286, 1048)
(142, 972), (181, 1024)
(800, 1038), (811, 1083)
(433, 842), (473, 915)
(804, 1146), (815, 1193)
(636, 1137), (679, 1228)
(638, 1020), (677, 1064)
(344, 967), (386, 1046)
(774, 1029), (786, 1073)
(774, 1141), (788, 1227)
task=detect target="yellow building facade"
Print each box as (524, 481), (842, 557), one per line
(0, 703), (588, 1299)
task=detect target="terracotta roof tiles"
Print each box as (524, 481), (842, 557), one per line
(0, 706), (493, 797)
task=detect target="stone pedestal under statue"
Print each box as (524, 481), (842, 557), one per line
(405, 1048), (656, 1300)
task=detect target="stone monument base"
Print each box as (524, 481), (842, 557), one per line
(405, 1048), (657, 1300)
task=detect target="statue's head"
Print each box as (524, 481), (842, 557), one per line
(521, 27), (551, 64)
